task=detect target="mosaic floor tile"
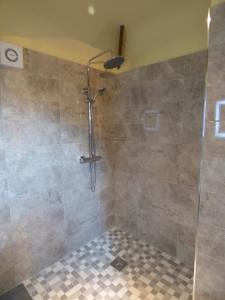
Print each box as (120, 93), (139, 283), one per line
(24, 228), (193, 300)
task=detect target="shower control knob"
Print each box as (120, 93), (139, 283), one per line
(80, 155), (102, 164)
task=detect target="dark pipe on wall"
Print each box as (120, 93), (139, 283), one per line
(117, 25), (125, 69)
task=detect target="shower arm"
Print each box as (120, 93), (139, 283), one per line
(87, 49), (113, 66)
(86, 49), (112, 95)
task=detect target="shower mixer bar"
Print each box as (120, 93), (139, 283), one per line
(80, 49), (125, 192)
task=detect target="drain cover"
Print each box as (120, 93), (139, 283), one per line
(111, 257), (127, 271)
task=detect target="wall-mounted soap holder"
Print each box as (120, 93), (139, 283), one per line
(141, 110), (160, 131)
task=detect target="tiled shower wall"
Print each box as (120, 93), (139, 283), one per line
(0, 49), (114, 294)
(0, 47), (207, 294)
(194, 2), (225, 299)
(114, 51), (206, 266)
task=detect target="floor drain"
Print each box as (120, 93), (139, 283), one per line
(111, 257), (127, 271)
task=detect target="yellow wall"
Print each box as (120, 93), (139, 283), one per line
(0, 33), (119, 70)
(0, 0), (210, 72)
(211, 0), (225, 6)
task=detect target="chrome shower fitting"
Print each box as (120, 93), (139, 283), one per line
(80, 155), (102, 164)
(79, 87), (103, 192)
(80, 88), (88, 95)
(94, 88), (106, 101)
(80, 49), (125, 192)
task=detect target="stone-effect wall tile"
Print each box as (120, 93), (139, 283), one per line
(0, 223), (15, 293)
(24, 49), (60, 80)
(209, 2), (225, 48)
(208, 43), (225, 85)
(182, 76), (205, 143)
(178, 143), (201, 188)
(197, 223), (225, 263)
(65, 217), (103, 254)
(140, 56), (185, 84)
(0, 268), (15, 295)
(0, 48), (115, 295)
(194, 253), (225, 300)
(0, 46), (206, 295)
(194, 3), (225, 299)
(137, 209), (178, 257)
(176, 225), (196, 267)
(6, 147), (62, 198)
(114, 51), (205, 267)
(204, 121), (225, 160)
(58, 59), (86, 84)
(0, 199), (10, 226)
(199, 191), (225, 229)
(201, 156), (225, 195)
(207, 45), (225, 122)
(184, 50), (207, 79)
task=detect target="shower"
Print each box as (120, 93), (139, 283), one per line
(80, 49), (125, 191)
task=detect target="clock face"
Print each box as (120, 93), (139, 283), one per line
(5, 48), (19, 62)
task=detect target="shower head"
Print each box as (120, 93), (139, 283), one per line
(88, 50), (125, 70)
(104, 56), (125, 69)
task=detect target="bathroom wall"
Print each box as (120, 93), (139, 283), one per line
(194, 2), (225, 299)
(0, 1), (210, 72)
(0, 49), (114, 294)
(113, 51), (206, 266)
(0, 45), (207, 295)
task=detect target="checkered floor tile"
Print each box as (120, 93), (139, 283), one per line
(24, 228), (193, 300)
